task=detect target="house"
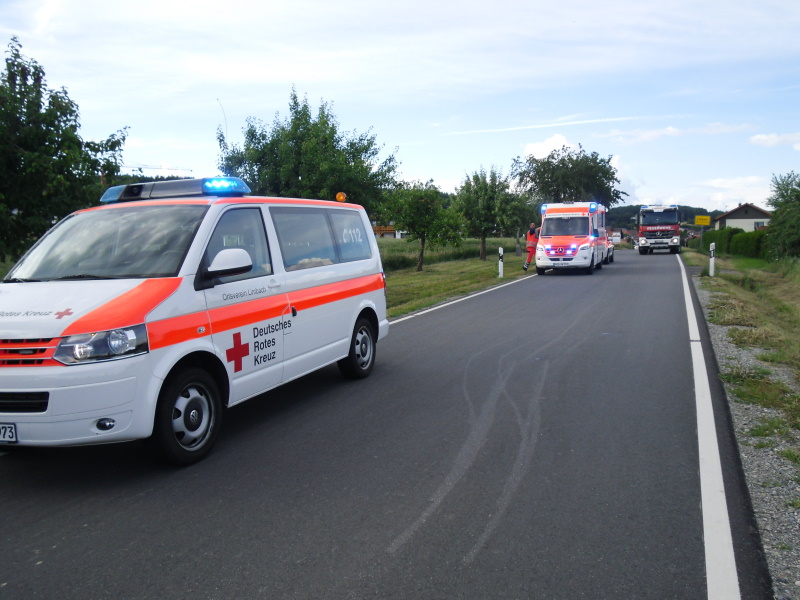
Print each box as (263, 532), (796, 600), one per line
(713, 203), (772, 231)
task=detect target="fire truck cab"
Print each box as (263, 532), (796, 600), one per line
(535, 202), (610, 275)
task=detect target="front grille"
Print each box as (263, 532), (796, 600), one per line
(0, 338), (60, 367)
(0, 391), (49, 413)
(643, 231), (673, 239)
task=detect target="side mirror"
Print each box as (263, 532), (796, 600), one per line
(207, 248), (252, 278)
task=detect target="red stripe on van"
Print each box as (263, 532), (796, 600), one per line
(148, 311), (212, 351)
(207, 295), (291, 335)
(61, 279), (182, 336)
(289, 274), (384, 312)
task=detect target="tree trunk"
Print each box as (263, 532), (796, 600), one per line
(416, 235), (426, 271)
(479, 236), (487, 261)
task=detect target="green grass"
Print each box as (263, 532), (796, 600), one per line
(385, 250), (530, 318)
(377, 237), (520, 271)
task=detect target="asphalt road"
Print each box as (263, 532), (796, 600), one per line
(0, 249), (772, 599)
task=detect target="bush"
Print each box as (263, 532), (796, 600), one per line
(730, 230), (767, 258)
(701, 227), (744, 254)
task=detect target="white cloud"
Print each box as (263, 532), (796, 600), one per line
(603, 123), (753, 144)
(697, 176), (770, 212)
(523, 134), (574, 159)
(750, 132), (800, 150)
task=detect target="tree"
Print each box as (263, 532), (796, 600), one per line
(0, 37), (126, 261)
(457, 167), (511, 260)
(763, 171), (800, 259)
(217, 88), (398, 216)
(383, 180), (461, 271)
(512, 144), (627, 208)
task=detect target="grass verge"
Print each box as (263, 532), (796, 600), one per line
(687, 248), (800, 463)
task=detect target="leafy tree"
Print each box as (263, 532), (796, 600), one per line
(763, 171), (800, 259)
(218, 88), (398, 216)
(457, 167), (511, 260)
(0, 37), (126, 261)
(383, 180), (462, 271)
(512, 144), (627, 208)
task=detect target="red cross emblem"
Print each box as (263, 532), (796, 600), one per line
(225, 332), (249, 373)
(55, 308), (74, 319)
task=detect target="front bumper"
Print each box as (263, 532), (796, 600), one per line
(0, 356), (156, 446)
(639, 236), (680, 249)
(536, 247), (592, 269)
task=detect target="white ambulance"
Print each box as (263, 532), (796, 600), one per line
(0, 177), (389, 465)
(535, 201), (610, 275)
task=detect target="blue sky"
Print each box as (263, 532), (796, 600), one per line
(2, 0), (799, 212)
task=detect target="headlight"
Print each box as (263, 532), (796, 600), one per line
(55, 324), (149, 365)
(579, 244), (590, 251)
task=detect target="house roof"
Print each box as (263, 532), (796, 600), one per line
(713, 203), (772, 222)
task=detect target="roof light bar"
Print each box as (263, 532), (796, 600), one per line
(101, 177), (251, 203)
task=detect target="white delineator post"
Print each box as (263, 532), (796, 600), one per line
(498, 247), (504, 278)
(709, 242), (716, 277)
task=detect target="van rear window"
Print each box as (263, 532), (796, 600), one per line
(271, 207), (372, 271)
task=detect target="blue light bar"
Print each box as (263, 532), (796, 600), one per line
(99, 185), (126, 203)
(540, 204), (548, 215)
(589, 202), (597, 213)
(202, 177), (251, 195)
(102, 177), (252, 203)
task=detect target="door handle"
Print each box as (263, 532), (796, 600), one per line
(291, 306), (297, 317)
(268, 279), (281, 289)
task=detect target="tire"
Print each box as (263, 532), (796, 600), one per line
(338, 317), (376, 379)
(585, 260), (594, 275)
(609, 251), (615, 263)
(595, 257), (603, 270)
(639, 248), (647, 255)
(535, 267), (546, 276)
(670, 246), (680, 254)
(151, 367), (222, 466)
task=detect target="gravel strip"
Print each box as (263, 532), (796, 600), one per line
(692, 273), (800, 599)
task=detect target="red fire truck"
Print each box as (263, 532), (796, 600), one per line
(636, 204), (682, 254)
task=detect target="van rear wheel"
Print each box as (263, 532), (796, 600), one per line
(338, 317), (376, 379)
(152, 367), (222, 466)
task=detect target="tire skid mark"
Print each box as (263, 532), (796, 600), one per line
(388, 287), (602, 558)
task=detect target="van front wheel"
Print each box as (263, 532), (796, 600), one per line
(338, 318), (376, 379)
(152, 368), (222, 466)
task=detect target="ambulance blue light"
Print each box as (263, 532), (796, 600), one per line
(540, 204), (548, 215)
(99, 185), (126, 203)
(589, 202), (597, 213)
(202, 177), (251, 195)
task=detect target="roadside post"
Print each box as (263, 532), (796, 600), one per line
(499, 247), (504, 278)
(710, 242), (716, 277)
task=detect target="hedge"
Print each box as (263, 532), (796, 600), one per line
(729, 230), (767, 258)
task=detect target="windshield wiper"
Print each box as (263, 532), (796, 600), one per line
(1, 278), (41, 283)
(51, 274), (122, 280)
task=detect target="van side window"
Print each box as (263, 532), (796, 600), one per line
(329, 209), (372, 262)
(271, 207), (338, 271)
(204, 208), (272, 284)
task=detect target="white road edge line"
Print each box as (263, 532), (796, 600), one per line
(391, 275), (534, 324)
(678, 255), (741, 599)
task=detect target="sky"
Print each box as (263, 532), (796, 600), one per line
(2, 0), (799, 213)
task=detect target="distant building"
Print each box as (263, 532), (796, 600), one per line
(713, 203), (772, 231)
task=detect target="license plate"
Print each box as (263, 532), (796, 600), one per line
(0, 423), (17, 443)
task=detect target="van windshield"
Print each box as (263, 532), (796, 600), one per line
(541, 216), (589, 236)
(5, 205), (208, 281)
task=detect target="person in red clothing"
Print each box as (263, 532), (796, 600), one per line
(523, 222), (539, 271)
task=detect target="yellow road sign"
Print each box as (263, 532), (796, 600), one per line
(695, 215), (711, 226)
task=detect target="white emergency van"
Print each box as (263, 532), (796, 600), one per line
(535, 201), (610, 275)
(0, 177), (389, 465)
